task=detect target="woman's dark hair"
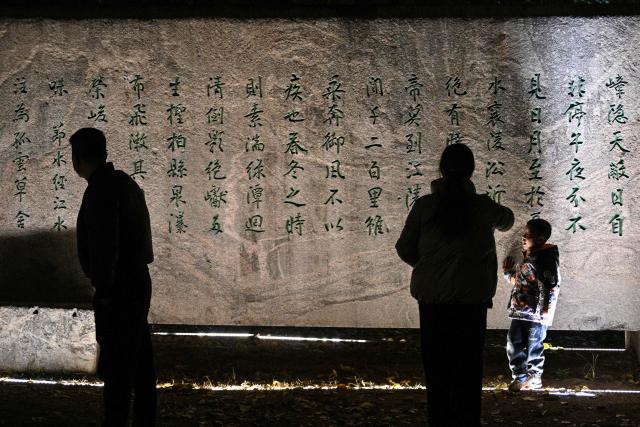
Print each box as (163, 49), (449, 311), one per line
(434, 144), (476, 237)
(439, 143), (475, 180)
(526, 218), (552, 242)
(69, 127), (107, 163)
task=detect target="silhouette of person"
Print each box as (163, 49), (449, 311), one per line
(395, 144), (514, 427)
(71, 128), (156, 426)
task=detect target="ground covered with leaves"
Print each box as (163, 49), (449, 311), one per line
(1, 328), (639, 426)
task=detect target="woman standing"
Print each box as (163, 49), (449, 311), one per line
(396, 144), (514, 426)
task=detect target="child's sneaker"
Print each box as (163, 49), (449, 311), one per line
(522, 373), (542, 390)
(508, 374), (528, 392)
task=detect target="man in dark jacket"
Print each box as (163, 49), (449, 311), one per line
(71, 127), (156, 426)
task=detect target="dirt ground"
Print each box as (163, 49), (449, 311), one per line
(1, 328), (639, 426)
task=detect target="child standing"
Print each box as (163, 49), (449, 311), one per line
(502, 218), (560, 392)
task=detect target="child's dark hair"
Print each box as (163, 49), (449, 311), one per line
(526, 218), (552, 242)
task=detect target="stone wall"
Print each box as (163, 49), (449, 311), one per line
(0, 306), (96, 372)
(1, 17), (639, 329)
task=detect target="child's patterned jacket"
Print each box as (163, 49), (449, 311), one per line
(504, 244), (561, 326)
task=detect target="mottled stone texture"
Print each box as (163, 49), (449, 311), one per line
(0, 306), (96, 372)
(0, 18), (639, 330)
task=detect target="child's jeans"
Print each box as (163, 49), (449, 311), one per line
(506, 319), (548, 378)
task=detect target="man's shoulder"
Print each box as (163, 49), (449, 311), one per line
(112, 169), (142, 191)
(112, 168), (132, 181)
(88, 168), (141, 201)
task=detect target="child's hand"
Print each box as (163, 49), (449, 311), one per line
(502, 256), (516, 273)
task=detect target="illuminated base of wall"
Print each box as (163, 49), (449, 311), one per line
(1, 305), (637, 373)
(0, 306), (96, 373)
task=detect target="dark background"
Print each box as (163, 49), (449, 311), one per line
(0, 0), (638, 19)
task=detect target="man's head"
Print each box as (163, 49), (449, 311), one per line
(522, 218), (552, 252)
(69, 128), (107, 180)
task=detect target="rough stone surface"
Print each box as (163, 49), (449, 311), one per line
(0, 306), (96, 372)
(0, 18), (639, 329)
